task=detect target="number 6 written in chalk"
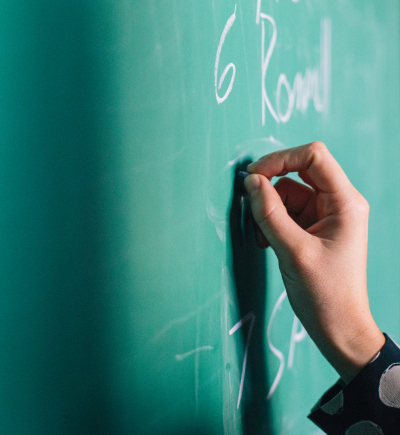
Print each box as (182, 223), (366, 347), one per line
(214, 5), (237, 104)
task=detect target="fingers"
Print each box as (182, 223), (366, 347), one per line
(249, 177), (318, 249)
(274, 177), (319, 231)
(247, 142), (352, 194)
(274, 177), (314, 214)
(253, 221), (270, 248)
(244, 174), (308, 254)
(244, 142), (350, 254)
(298, 169), (319, 192)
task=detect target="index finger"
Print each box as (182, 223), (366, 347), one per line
(247, 142), (352, 194)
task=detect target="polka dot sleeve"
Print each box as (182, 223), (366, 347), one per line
(308, 334), (400, 434)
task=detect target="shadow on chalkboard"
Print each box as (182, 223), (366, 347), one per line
(229, 160), (275, 435)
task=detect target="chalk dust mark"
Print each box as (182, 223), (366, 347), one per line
(175, 345), (214, 361)
(151, 292), (220, 342)
(227, 135), (286, 168)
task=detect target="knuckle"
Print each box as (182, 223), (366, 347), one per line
(355, 193), (370, 217)
(309, 141), (328, 154)
(345, 192), (370, 220)
(358, 194), (370, 214)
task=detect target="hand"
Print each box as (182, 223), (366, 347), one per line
(244, 142), (385, 383)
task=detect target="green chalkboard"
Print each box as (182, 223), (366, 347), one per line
(0, 1), (399, 434)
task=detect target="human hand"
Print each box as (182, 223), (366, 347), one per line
(244, 142), (385, 383)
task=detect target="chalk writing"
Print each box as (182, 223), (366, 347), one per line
(218, 2), (331, 125)
(175, 346), (214, 361)
(259, 14), (331, 125)
(288, 315), (307, 368)
(215, 5), (237, 104)
(226, 286), (308, 402)
(229, 311), (256, 409)
(266, 290), (287, 399)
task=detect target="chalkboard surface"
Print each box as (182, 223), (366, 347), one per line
(0, 1), (399, 434)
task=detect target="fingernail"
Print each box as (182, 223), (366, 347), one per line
(244, 174), (261, 197)
(247, 162), (256, 171)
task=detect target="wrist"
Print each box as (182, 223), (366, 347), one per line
(322, 319), (385, 384)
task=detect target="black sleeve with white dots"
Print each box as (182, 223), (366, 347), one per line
(308, 334), (400, 434)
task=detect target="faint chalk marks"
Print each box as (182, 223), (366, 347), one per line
(207, 136), (286, 244)
(206, 200), (228, 242)
(175, 345), (214, 361)
(227, 135), (285, 169)
(151, 292), (220, 343)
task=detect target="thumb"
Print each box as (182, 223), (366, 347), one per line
(244, 174), (306, 255)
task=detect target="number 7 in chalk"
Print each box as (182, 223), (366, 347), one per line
(229, 311), (256, 409)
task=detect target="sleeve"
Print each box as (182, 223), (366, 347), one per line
(308, 333), (400, 435)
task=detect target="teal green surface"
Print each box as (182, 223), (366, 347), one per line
(0, 1), (398, 434)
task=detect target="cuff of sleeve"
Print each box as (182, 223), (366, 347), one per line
(308, 333), (400, 434)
